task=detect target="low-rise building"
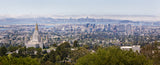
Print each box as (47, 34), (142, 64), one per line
(120, 45), (140, 53)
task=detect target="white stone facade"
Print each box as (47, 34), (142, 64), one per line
(25, 23), (43, 49)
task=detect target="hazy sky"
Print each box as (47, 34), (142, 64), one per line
(0, 0), (159, 15)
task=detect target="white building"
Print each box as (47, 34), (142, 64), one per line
(120, 45), (140, 53)
(25, 23), (43, 49)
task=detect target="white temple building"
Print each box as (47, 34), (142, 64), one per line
(25, 23), (43, 49)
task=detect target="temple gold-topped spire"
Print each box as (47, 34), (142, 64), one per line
(35, 23), (38, 31)
(25, 23), (43, 49)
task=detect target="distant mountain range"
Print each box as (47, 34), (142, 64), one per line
(0, 17), (134, 23)
(0, 15), (159, 25)
(0, 15), (159, 21)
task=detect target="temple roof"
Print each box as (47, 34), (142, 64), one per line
(32, 23), (40, 42)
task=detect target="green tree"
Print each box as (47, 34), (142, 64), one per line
(36, 48), (42, 58)
(48, 50), (56, 63)
(18, 47), (27, 57)
(141, 44), (153, 58)
(53, 44), (57, 47)
(56, 55), (61, 62)
(70, 47), (89, 63)
(41, 54), (49, 63)
(26, 47), (35, 55)
(73, 40), (79, 47)
(141, 43), (160, 65)
(76, 47), (152, 65)
(56, 42), (71, 61)
(41, 61), (54, 65)
(83, 45), (89, 49)
(11, 53), (19, 58)
(152, 52), (160, 65)
(93, 44), (100, 50)
(0, 56), (40, 65)
(0, 47), (7, 56)
(8, 46), (18, 52)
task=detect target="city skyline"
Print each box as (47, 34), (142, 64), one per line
(0, 0), (160, 65)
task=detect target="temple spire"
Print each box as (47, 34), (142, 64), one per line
(35, 23), (38, 31)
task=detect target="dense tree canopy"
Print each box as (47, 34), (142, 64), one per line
(73, 40), (79, 47)
(0, 56), (40, 65)
(70, 47), (89, 63)
(27, 47), (36, 55)
(0, 41), (158, 65)
(76, 47), (152, 65)
(18, 47), (27, 57)
(48, 50), (56, 63)
(141, 42), (160, 65)
(56, 42), (71, 60)
(8, 46), (18, 52)
(0, 47), (7, 56)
